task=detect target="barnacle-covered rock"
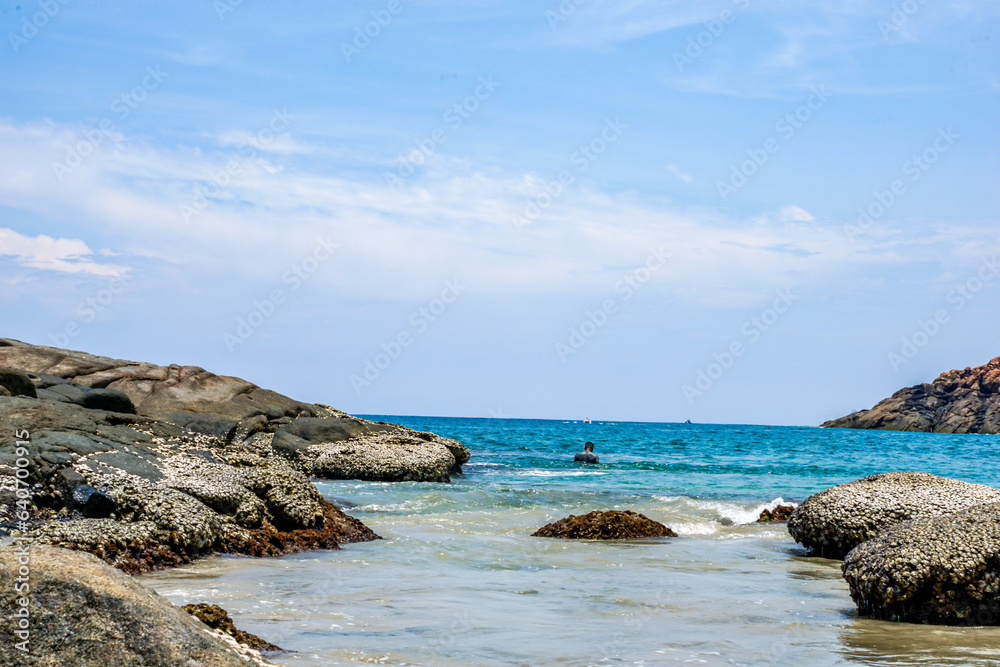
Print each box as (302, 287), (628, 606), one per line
(787, 472), (1000, 558)
(843, 503), (1000, 624)
(532, 510), (677, 540)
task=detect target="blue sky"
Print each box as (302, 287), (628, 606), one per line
(1, 0), (998, 425)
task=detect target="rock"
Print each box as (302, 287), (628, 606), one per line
(0, 366), (36, 398)
(532, 510), (677, 540)
(843, 503), (1000, 624)
(0, 545), (274, 666)
(758, 504), (795, 522)
(0, 396), (380, 573)
(69, 484), (119, 518)
(183, 603), (282, 653)
(787, 472), (1000, 558)
(822, 356), (1000, 433)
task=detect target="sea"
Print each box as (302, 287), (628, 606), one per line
(140, 418), (1000, 666)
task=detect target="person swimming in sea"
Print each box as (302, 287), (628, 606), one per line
(574, 441), (599, 464)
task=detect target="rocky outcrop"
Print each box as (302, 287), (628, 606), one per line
(0, 545), (275, 666)
(532, 510), (677, 540)
(787, 472), (1000, 559)
(843, 503), (1000, 624)
(0, 395), (379, 573)
(0, 338), (473, 572)
(823, 356), (1000, 433)
(183, 604), (282, 653)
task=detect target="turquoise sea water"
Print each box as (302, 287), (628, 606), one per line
(142, 419), (1000, 666)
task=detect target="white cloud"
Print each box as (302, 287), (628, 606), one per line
(0, 118), (991, 305)
(0, 227), (126, 277)
(667, 164), (693, 183)
(777, 205), (815, 222)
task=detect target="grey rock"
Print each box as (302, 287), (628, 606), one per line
(0, 366), (36, 398)
(843, 503), (1000, 624)
(823, 356), (1000, 433)
(788, 472), (1000, 558)
(0, 545), (274, 666)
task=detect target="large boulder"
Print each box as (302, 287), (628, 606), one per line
(788, 472), (1000, 558)
(843, 503), (1000, 624)
(823, 356), (1000, 433)
(532, 510), (677, 540)
(0, 545), (274, 666)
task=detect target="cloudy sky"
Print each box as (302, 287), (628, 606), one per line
(1, 1), (998, 425)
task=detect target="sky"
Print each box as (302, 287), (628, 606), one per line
(0, 1), (998, 425)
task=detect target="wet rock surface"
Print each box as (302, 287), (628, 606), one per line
(183, 603), (283, 653)
(787, 472), (1000, 559)
(0, 545), (274, 666)
(823, 356), (1000, 433)
(758, 504), (795, 522)
(532, 510), (677, 540)
(843, 503), (1000, 624)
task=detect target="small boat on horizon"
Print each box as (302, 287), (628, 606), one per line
(583, 417), (591, 424)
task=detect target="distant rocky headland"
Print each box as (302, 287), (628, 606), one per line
(822, 356), (1000, 434)
(0, 338), (469, 573)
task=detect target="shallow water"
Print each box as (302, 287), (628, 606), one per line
(141, 419), (1000, 666)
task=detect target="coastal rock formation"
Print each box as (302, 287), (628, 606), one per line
(0, 545), (274, 666)
(183, 603), (282, 653)
(758, 504), (794, 522)
(822, 356), (1000, 433)
(0, 395), (379, 572)
(0, 338), (472, 571)
(532, 510), (677, 540)
(843, 503), (1000, 624)
(787, 472), (1000, 558)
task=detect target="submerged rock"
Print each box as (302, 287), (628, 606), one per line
(787, 472), (1000, 559)
(183, 603), (282, 653)
(758, 504), (795, 522)
(843, 503), (1000, 624)
(822, 356), (1000, 433)
(532, 510), (677, 540)
(0, 545), (274, 666)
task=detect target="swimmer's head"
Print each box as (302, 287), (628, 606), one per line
(584, 441), (595, 451)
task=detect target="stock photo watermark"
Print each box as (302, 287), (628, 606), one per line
(48, 269), (133, 347)
(878, 0), (927, 39)
(683, 288), (797, 403)
(887, 255), (998, 371)
(341, 0), (410, 62)
(180, 108), (295, 224)
(512, 117), (627, 233)
(223, 236), (338, 351)
(51, 66), (169, 181)
(7, 0), (70, 53)
(556, 246), (668, 362)
(384, 75), (500, 189)
(350, 279), (467, 393)
(673, 0), (752, 72)
(843, 127), (957, 243)
(10, 428), (33, 654)
(545, 0), (588, 30)
(717, 86), (830, 201)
